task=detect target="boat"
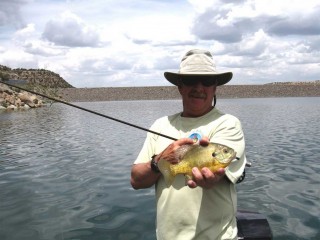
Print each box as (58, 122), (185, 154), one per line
(237, 210), (273, 240)
(236, 166), (273, 240)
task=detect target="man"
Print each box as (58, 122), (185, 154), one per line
(131, 49), (246, 240)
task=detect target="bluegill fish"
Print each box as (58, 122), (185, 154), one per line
(158, 143), (236, 186)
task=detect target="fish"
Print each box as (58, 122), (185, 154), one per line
(158, 143), (237, 186)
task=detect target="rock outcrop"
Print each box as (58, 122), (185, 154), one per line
(0, 83), (44, 110)
(0, 64), (72, 110)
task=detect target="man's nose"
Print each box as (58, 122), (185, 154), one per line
(194, 81), (204, 88)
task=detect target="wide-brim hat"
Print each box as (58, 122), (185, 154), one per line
(164, 49), (233, 86)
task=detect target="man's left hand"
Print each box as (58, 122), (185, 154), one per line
(187, 167), (225, 189)
(187, 136), (226, 188)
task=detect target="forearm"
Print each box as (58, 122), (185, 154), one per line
(130, 162), (161, 189)
(131, 138), (194, 189)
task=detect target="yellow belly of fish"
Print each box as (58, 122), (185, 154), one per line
(171, 158), (228, 176)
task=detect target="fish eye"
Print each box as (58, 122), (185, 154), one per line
(212, 152), (216, 157)
(223, 149), (228, 154)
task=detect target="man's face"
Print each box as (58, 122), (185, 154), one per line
(178, 79), (217, 118)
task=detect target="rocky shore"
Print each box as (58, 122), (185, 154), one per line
(0, 83), (44, 110)
(58, 82), (320, 102)
(0, 64), (72, 110)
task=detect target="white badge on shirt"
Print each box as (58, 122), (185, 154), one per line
(188, 130), (203, 144)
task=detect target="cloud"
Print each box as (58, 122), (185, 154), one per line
(266, 7), (320, 36)
(191, 10), (242, 43)
(0, 0), (30, 28)
(0, 48), (37, 69)
(191, 1), (320, 43)
(123, 12), (196, 47)
(190, 4), (274, 43)
(12, 23), (65, 56)
(0, 0), (319, 87)
(42, 11), (100, 47)
(23, 41), (66, 57)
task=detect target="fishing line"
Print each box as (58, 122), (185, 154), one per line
(0, 80), (178, 141)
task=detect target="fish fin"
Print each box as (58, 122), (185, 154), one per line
(175, 144), (194, 161)
(158, 160), (175, 187)
(184, 174), (193, 185)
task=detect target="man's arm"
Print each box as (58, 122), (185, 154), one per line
(131, 155), (162, 189)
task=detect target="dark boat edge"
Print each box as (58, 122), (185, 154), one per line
(237, 209), (273, 240)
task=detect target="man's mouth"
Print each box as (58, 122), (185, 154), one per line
(189, 92), (206, 99)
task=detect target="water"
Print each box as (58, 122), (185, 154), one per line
(0, 98), (319, 240)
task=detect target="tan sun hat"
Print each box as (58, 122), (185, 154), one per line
(164, 49), (233, 86)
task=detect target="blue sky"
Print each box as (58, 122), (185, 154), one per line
(0, 0), (319, 88)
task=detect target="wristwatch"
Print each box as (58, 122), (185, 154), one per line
(150, 155), (160, 173)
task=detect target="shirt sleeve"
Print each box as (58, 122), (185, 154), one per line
(209, 114), (247, 184)
(134, 119), (162, 164)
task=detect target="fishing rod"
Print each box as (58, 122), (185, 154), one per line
(0, 80), (178, 141)
(1, 81), (248, 167)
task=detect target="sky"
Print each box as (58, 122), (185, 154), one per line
(0, 0), (319, 88)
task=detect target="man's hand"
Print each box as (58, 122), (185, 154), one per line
(157, 138), (194, 164)
(187, 136), (225, 189)
(187, 167), (225, 189)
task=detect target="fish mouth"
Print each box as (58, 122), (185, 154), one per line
(228, 151), (237, 163)
(218, 150), (237, 164)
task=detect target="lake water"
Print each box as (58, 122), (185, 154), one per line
(0, 98), (319, 240)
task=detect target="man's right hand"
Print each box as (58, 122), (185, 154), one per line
(157, 138), (194, 164)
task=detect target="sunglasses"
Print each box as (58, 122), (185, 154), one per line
(181, 78), (217, 87)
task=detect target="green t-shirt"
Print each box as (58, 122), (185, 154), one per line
(135, 108), (246, 240)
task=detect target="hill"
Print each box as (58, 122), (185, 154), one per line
(0, 65), (73, 88)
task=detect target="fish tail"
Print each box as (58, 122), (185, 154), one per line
(158, 160), (175, 186)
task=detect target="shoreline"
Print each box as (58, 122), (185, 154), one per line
(58, 84), (320, 102)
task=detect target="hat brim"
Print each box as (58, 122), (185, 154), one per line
(164, 72), (233, 86)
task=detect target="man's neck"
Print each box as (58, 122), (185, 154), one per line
(181, 106), (214, 118)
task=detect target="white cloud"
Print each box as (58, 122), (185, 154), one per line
(42, 11), (100, 47)
(14, 23), (36, 39)
(23, 41), (66, 56)
(0, 49), (36, 69)
(11, 23), (66, 57)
